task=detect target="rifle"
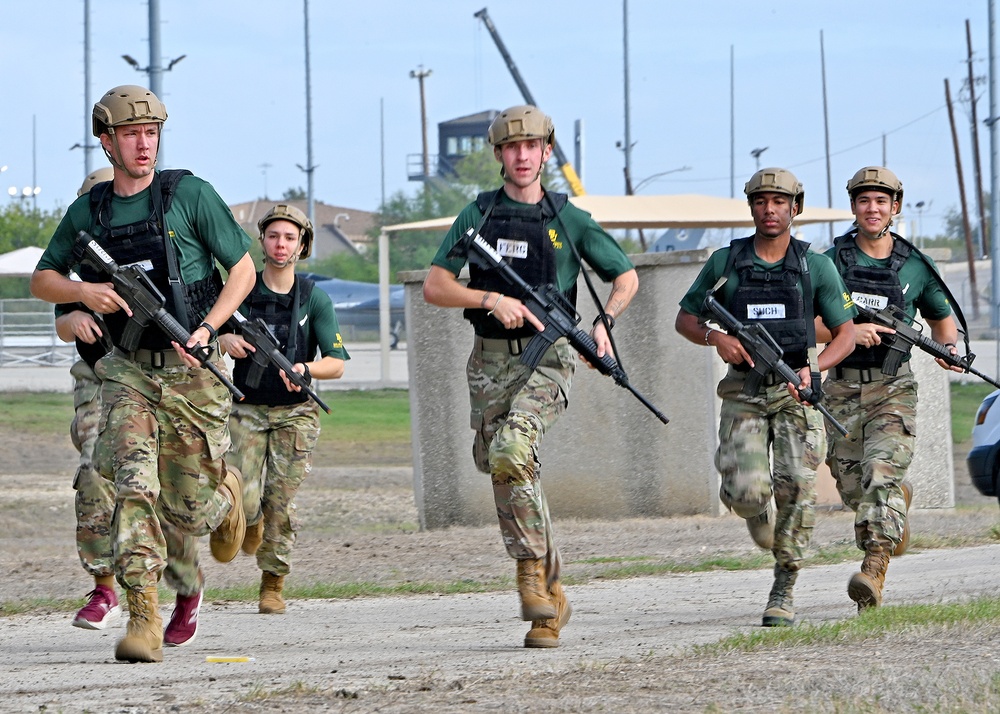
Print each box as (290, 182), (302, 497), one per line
(228, 310), (332, 413)
(855, 303), (1000, 389)
(75, 231), (245, 401)
(703, 291), (848, 436)
(449, 227), (669, 424)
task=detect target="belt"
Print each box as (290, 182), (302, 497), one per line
(831, 361), (911, 383)
(726, 366), (804, 387)
(114, 344), (219, 368)
(477, 335), (528, 356)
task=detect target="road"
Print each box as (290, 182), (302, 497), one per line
(3, 543), (1000, 712)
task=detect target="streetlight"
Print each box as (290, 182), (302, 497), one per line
(633, 166), (693, 193)
(8, 185), (41, 205)
(907, 200), (932, 249)
(750, 147), (769, 170)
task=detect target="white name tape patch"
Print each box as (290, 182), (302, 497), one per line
(746, 304), (785, 319)
(495, 239), (528, 260)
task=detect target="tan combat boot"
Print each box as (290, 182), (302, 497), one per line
(516, 558), (556, 621)
(745, 500), (775, 550)
(848, 547), (890, 612)
(115, 585), (163, 663)
(893, 482), (913, 557)
(210, 466), (247, 563)
(524, 580), (572, 648)
(242, 519), (264, 556)
(762, 563), (798, 627)
(259, 571), (286, 614)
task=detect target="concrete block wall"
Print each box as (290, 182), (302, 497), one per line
(401, 249), (953, 530)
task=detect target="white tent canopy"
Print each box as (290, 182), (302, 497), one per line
(384, 193), (855, 233)
(0, 246), (44, 277)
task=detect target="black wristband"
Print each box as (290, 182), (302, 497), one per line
(592, 314), (616, 331)
(198, 321), (217, 342)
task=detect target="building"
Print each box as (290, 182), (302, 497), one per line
(408, 110), (499, 182)
(229, 199), (377, 259)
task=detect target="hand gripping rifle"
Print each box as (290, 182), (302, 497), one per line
(227, 311), (332, 413)
(75, 231), (245, 401)
(450, 227), (669, 424)
(855, 303), (1000, 389)
(703, 290), (848, 436)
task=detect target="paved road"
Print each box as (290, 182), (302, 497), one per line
(0, 342), (409, 392)
(3, 543), (999, 712)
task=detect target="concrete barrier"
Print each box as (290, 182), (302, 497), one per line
(401, 249), (953, 529)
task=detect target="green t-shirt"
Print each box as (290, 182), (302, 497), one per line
(237, 279), (351, 362)
(37, 172), (251, 281)
(678, 239), (856, 329)
(431, 190), (634, 290)
(824, 239), (952, 322)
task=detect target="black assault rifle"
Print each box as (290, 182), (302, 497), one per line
(703, 291), (848, 436)
(855, 303), (1000, 389)
(450, 227), (669, 424)
(228, 311), (332, 413)
(75, 231), (245, 401)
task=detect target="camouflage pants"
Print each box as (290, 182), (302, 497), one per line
(715, 373), (825, 569)
(824, 373), (916, 552)
(70, 360), (115, 579)
(94, 353), (232, 591)
(468, 337), (574, 583)
(227, 401), (319, 576)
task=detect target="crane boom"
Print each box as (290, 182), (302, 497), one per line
(474, 7), (586, 196)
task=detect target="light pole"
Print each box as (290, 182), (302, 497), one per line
(410, 65), (432, 181)
(907, 200), (931, 249)
(632, 166), (693, 193)
(751, 147), (768, 170)
(8, 185), (41, 206)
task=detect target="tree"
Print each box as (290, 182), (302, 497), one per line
(282, 187), (307, 200)
(0, 203), (63, 254)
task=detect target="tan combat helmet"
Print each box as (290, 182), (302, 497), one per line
(744, 167), (805, 216)
(77, 167), (115, 197)
(92, 85), (168, 137)
(258, 204), (314, 259)
(846, 166), (903, 213)
(487, 105), (555, 147)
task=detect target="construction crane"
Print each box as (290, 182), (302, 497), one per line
(474, 7), (586, 196)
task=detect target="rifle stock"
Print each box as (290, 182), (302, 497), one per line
(75, 231), (245, 401)
(703, 292), (848, 436)
(451, 227), (669, 424)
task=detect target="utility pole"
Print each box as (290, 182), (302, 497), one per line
(946, 77), (980, 319)
(989, 0), (1000, 330)
(410, 66), (432, 181)
(83, 0), (94, 174)
(622, 0), (633, 197)
(968, 18), (990, 255)
(820, 30), (834, 244)
(297, 0), (317, 225)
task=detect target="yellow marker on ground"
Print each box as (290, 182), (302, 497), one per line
(205, 656), (255, 663)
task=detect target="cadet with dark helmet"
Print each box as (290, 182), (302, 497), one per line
(31, 84), (255, 663)
(818, 166), (962, 612)
(219, 203), (349, 615)
(423, 105), (638, 648)
(675, 168), (856, 627)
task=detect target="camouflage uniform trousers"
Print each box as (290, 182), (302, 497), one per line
(227, 400), (319, 576)
(715, 371), (826, 569)
(824, 371), (916, 552)
(468, 336), (575, 585)
(71, 360), (202, 595)
(94, 352), (233, 592)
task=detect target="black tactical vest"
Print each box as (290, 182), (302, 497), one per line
(725, 237), (811, 369)
(834, 231), (911, 369)
(464, 189), (568, 339)
(233, 275), (317, 406)
(77, 170), (220, 351)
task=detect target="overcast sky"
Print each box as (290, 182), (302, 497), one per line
(0, 0), (992, 244)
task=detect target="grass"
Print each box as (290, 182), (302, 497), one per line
(951, 381), (996, 443)
(694, 595), (1000, 654)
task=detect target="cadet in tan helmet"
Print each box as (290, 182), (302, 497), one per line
(675, 168), (856, 627)
(424, 105), (639, 648)
(219, 204), (349, 615)
(817, 167), (962, 612)
(31, 84), (256, 663)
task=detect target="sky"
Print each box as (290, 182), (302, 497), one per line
(0, 0), (993, 246)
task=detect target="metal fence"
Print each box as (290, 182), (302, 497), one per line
(0, 299), (75, 366)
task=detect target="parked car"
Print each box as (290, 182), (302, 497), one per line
(311, 277), (405, 348)
(967, 390), (1000, 500)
